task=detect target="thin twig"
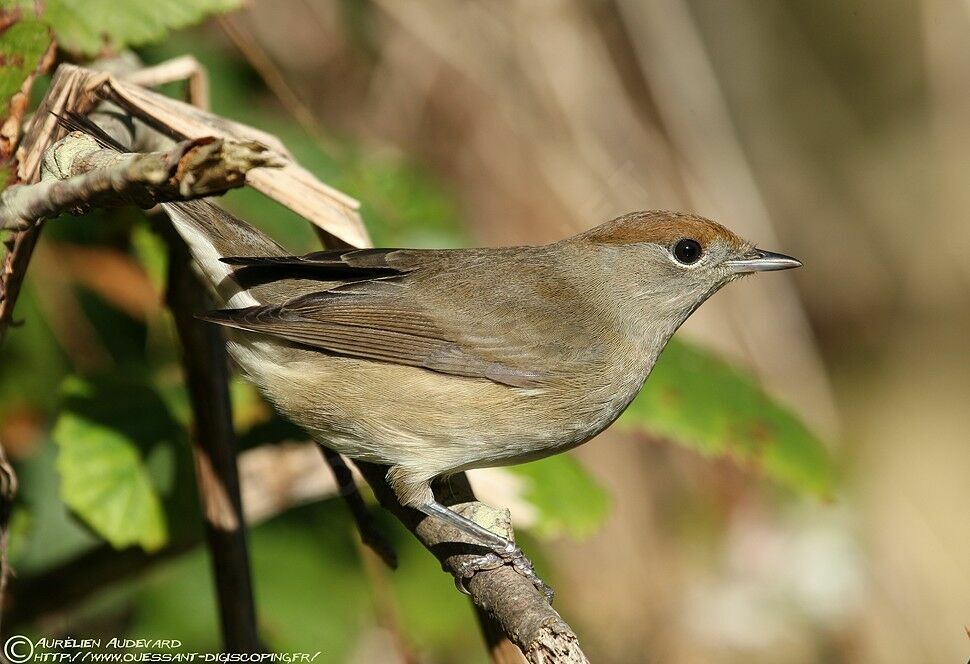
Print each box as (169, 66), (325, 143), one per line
(354, 463), (589, 663)
(0, 227), (40, 343)
(0, 132), (280, 232)
(5, 536), (197, 629)
(318, 446), (398, 569)
(217, 14), (336, 151)
(0, 39), (56, 163)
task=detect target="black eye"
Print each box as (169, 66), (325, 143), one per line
(673, 238), (702, 264)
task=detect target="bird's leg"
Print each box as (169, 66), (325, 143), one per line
(419, 500), (554, 602)
(387, 467), (554, 601)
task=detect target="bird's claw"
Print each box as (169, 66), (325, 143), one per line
(453, 543), (555, 603)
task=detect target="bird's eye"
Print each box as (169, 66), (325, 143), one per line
(673, 238), (702, 264)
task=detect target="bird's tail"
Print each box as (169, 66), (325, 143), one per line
(160, 200), (288, 308)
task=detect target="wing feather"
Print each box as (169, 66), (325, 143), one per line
(203, 248), (555, 388)
(222, 248), (408, 288)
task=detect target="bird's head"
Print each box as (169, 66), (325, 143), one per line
(575, 210), (800, 330)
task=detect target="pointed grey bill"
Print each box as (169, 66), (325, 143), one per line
(725, 248), (802, 273)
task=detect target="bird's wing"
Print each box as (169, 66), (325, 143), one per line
(221, 248), (406, 287)
(203, 248), (554, 388)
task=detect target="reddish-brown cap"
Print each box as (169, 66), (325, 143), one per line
(579, 210), (749, 253)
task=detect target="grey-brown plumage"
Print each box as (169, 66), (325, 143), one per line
(162, 199), (800, 598)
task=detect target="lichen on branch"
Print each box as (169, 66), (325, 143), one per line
(0, 131), (280, 232)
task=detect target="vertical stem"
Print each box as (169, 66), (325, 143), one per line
(0, 224), (43, 345)
(163, 227), (260, 652)
(318, 446), (398, 568)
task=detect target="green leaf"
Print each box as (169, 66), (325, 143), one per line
(509, 455), (610, 539)
(41, 0), (241, 57)
(9, 435), (101, 573)
(52, 375), (179, 551)
(0, 16), (52, 143)
(619, 338), (834, 497)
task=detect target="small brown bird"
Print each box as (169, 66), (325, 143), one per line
(163, 200), (800, 599)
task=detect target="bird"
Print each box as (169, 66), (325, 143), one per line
(161, 199), (800, 600)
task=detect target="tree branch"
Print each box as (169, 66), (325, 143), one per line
(0, 132), (279, 232)
(5, 535), (198, 629)
(355, 463), (589, 663)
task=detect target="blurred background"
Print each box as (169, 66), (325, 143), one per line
(2, 0), (968, 662)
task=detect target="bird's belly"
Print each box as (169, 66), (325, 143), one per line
(440, 376), (645, 474)
(229, 335), (646, 476)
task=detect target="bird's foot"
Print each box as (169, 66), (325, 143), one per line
(454, 540), (555, 603)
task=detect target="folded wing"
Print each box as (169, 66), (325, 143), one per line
(202, 249), (550, 388)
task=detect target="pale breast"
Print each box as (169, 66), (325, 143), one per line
(234, 333), (652, 480)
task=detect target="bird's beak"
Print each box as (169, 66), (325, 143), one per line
(725, 248), (802, 273)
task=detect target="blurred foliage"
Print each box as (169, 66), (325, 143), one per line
(622, 339), (833, 497)
(508, 455), (609, 540)
(0, 0), (835, 658)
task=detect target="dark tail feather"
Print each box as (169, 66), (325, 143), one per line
(53, 110), (130, 151)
